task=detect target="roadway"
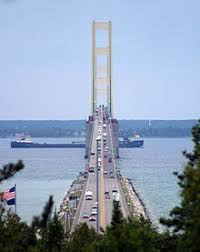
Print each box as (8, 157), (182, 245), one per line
(72, 108), (129, 232)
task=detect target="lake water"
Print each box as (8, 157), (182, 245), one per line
(0, 137), (193, 227)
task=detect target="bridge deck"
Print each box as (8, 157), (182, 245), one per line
(71, 109), (129, 232)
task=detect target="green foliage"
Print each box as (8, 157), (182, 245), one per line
(0, 160), (24, 182)
(111, 200), (123, 228)
(0, 205), (37, 252)
(64, 223), (98, 252)
(31, 196), (65, 252)
(99, 200), (163, 252)
(46, 211), (64, 252)
(100, 218), (157, 252)
(160, 119), (200, 251)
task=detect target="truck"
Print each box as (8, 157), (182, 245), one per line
(113, 191), (120, 201)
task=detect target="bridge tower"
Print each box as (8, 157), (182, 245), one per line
(92, 21), (113, 118)
(85, 21), (119, 159)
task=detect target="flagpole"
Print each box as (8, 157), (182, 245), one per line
(15, 183), (17, 215)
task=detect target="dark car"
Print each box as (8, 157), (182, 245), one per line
(105, 191), (110, 199)
(82, 213), (89, 219)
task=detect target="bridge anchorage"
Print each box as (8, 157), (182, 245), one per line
(58, 21), (149, 235)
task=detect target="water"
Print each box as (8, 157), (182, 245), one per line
(0, 137), (192, 227)
(0, 138), (86, 223)
(118, 138), (193, 227)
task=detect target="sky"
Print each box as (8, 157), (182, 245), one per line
(0, 0), (199, 120)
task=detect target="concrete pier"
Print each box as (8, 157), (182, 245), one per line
(120, 176), (150, 220)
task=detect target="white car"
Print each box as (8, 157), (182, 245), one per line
(85, 191), (93, 200)
(91, 208), (97, 215)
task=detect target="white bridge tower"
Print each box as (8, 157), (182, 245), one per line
(92, 21), (113, 117)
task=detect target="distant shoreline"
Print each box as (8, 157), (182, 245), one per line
(0, 119), (196, 138)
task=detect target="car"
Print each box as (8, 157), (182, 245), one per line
(89, 215), (96, 221)
(82, 213), (89, 219)
(109, 172), (114, 178)
(112, 188), (118, 193)
(91, 208), (97, 215)
(88, 167), (95, 173)
(113, 192), (120, 201)
(103, 170), (108, 175)
(85, 191), (93, 200)
(93, 202), (98, 208)
(105, 191), (110, 199)
(91, 152), (95, 156)
(108, 157), (112, 163)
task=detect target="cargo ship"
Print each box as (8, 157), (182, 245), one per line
(11, 135), (144, 148)
(11, 136), (85, 148)
(119, 135), (144, 148)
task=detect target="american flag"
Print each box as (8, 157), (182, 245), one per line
(0, 186), (16, 205)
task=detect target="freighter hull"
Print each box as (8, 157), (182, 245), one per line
(11, 139), (144, 148)
(11, 142), (85, 148)
(119, 140), (144, 148)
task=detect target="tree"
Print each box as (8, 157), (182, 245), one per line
(160, 119), (200, 251)
(31, 195), (56, 251)
(0, 161), (38, 252)
(0, 201), (37, 252)
(99, 199), (165, 252)
(46, 210), (64, 252)
(64, 223), (98, 252)
(111, 200), (123, 228)
(0, 160), (24, 182)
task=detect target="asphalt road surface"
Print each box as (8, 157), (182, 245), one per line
(72, 109), (129, 232)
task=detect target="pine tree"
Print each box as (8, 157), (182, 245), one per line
(111, 200), (123, 228)
(64, 223), (98, 252)
(46, 210), (64, 252)
(0, 160), (24, 182)
(160, 119), (200, 251)
(31, 195), (54, 251)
